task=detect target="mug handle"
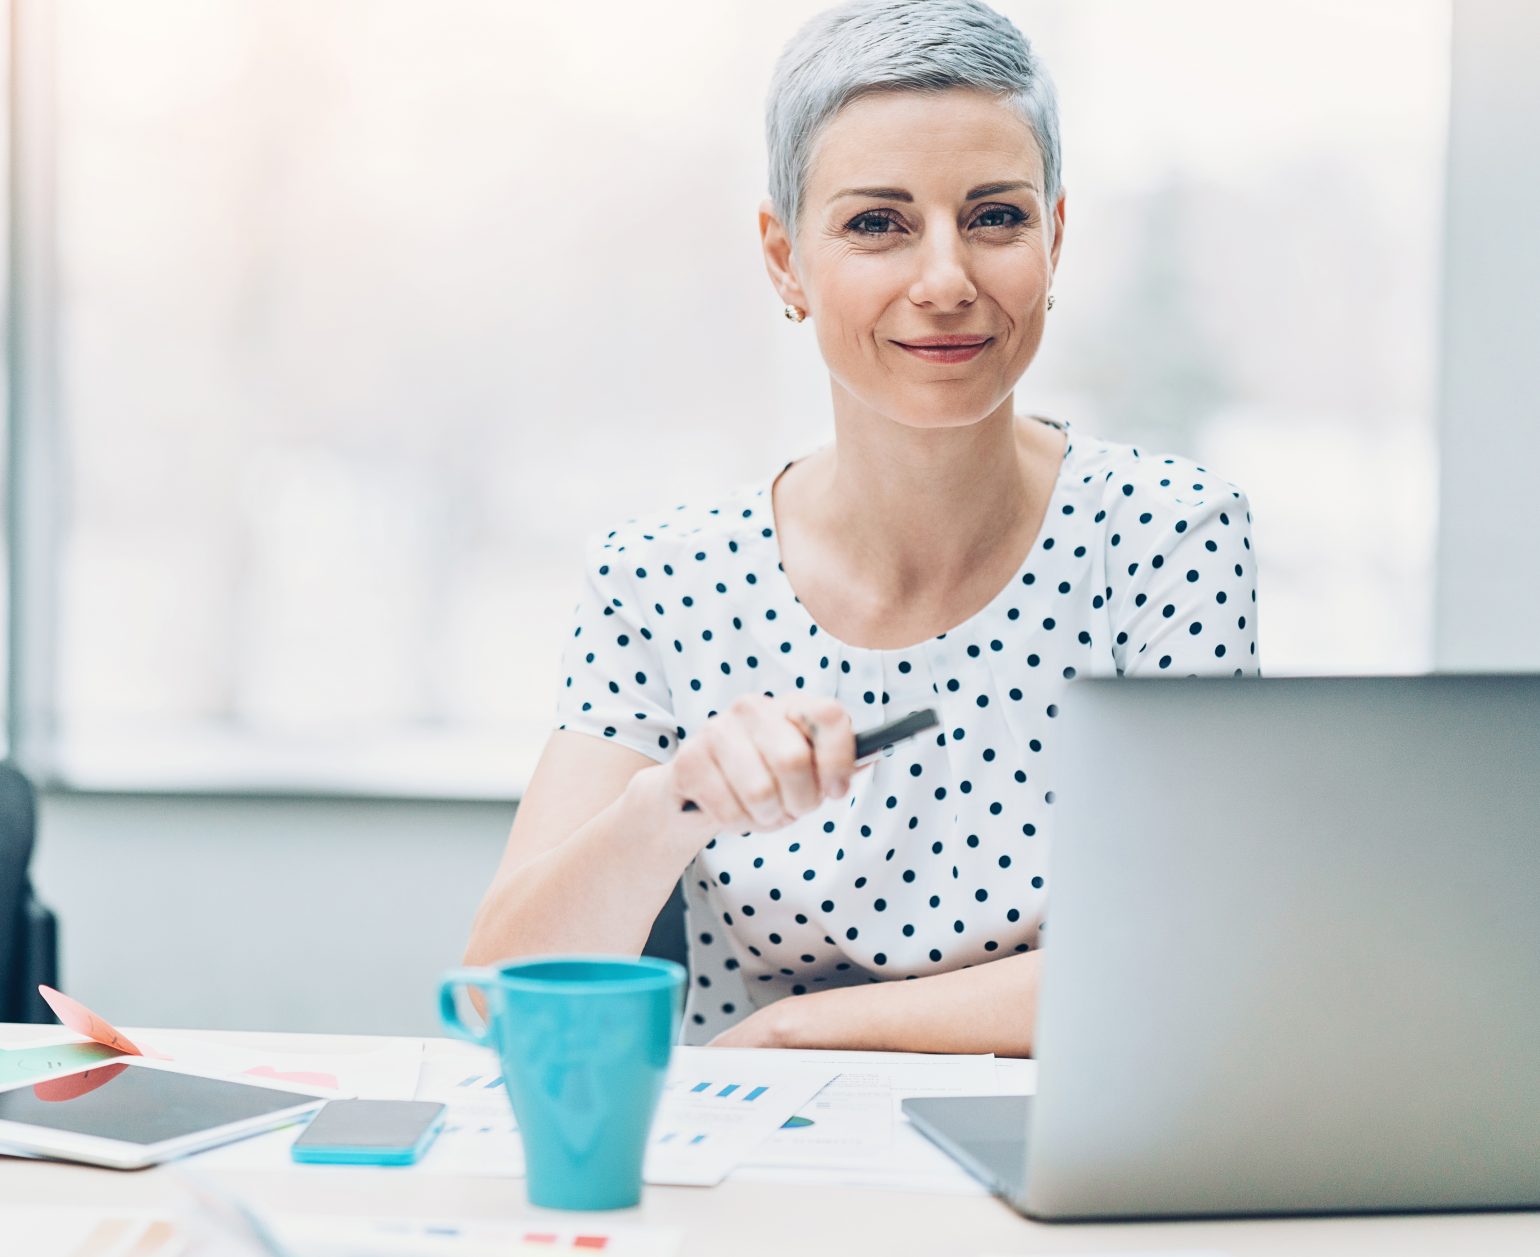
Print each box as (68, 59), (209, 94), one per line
(439, 967), (494, 1048)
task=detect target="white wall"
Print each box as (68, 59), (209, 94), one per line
(1434, 0), (1540, 668)
(30, 791), (511, 1035)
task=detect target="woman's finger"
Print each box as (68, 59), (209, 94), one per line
(708, 716), (792, 831)
(671, 744), (752, 832)
(800, 697), (856, 799)
(745, 701), (823, 817)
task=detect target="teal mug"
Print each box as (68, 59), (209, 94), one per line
(439, 955), (685, 1210)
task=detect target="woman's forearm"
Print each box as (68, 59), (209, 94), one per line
(464, 764), (703, 966)
(763, 951), (1044, 1057)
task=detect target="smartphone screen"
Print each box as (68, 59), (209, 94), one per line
(292, 1100), (445, 1151)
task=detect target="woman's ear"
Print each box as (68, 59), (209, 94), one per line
(1048, 187), (1067, 275)
(759, 199), (809, 312)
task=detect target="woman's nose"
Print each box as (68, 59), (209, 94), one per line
(907, 229), (978, 311)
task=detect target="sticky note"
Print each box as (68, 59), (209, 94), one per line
(38, 985), (149, 1056)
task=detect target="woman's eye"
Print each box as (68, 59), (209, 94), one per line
(974, 206), (1027, 229)
(849, 211), (899, 235)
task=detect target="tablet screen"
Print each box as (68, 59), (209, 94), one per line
(0, 1063), (315, 1146)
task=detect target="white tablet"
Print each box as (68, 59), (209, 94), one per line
(0, 1056), (328, 1169)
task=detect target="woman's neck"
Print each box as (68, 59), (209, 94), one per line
(788, 390), (1061, 604)
(768, 388), (1067, 650)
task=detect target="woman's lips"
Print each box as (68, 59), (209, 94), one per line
(892, 336), (993, 364)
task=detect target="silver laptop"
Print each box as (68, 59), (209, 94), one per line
(905, 674), (1540, 1220)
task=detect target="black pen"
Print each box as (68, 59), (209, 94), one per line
(680, 707), (940, 813)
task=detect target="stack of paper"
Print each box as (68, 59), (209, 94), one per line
(10, 988), (1041, 1197)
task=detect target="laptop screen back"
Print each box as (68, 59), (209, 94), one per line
(1026, 674), (1540, 1219)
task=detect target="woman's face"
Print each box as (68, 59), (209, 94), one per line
(762, 87), (1064, 431)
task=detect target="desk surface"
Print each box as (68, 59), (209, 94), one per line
(3, 1025), (1538, 1257)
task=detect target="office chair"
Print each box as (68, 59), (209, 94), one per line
(0, 762), (59, 1023)
(641, 878), (687, 971)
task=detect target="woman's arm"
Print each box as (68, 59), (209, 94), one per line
(466, 693), (859, 967)
(464, 735), (707, 965)
(709, 950), (1044, 1058)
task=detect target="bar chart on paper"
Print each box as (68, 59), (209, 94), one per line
(411, 1043), (836, 1185)
(644, 1051), (838, 1185)
(454, 1074), (506, 1091)
(654, 1079), (770, 1148)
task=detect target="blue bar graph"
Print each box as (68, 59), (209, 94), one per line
(484, 1077), (505, 1089)
(683, 1080), (775, 1100)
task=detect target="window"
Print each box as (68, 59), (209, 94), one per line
(13, 0), (1449, 794)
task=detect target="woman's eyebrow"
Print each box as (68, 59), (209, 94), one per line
(828, 185), (912, 204)
(826, 179), (1038, 206)
(965, 180), (1037, 199)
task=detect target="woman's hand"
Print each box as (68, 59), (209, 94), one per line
(706, 998), (796, 1049)
(664, 694), (858, 834)
(705, 952), (1044, 1056)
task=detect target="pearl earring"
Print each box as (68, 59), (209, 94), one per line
(783, 304), (806, 323)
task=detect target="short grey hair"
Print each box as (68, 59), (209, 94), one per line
(766, 0), (1062, 241)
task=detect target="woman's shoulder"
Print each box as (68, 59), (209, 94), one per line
(1063, 424), (1251, 526)
(580, 470), (780, 574)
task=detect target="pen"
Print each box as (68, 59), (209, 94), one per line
(680, 707), (939, 813)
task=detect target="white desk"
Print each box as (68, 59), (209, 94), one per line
(3, 1024), (1538, 1257)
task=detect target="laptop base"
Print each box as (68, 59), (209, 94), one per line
(903, 1095), (1031, 1205)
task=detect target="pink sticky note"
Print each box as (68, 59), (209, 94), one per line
(38, 985), (147, 1056)
(243, 1064), (340, 1091)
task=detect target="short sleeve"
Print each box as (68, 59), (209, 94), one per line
(1106, 480), (1259, 678)
(553, 532), (678, 762)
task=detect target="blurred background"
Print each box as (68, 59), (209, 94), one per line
(4, 0), (1532, 1034)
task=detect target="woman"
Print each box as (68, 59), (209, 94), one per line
(465, 0), (1258, 1056)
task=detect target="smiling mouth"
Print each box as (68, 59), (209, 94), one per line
(892, 336), (993, 363)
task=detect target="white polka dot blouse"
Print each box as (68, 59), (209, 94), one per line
(554, 418), (1259, 1042)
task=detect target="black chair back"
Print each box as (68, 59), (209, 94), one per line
(641, 878), (687, 971)
(0, 763), (59, 1022)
